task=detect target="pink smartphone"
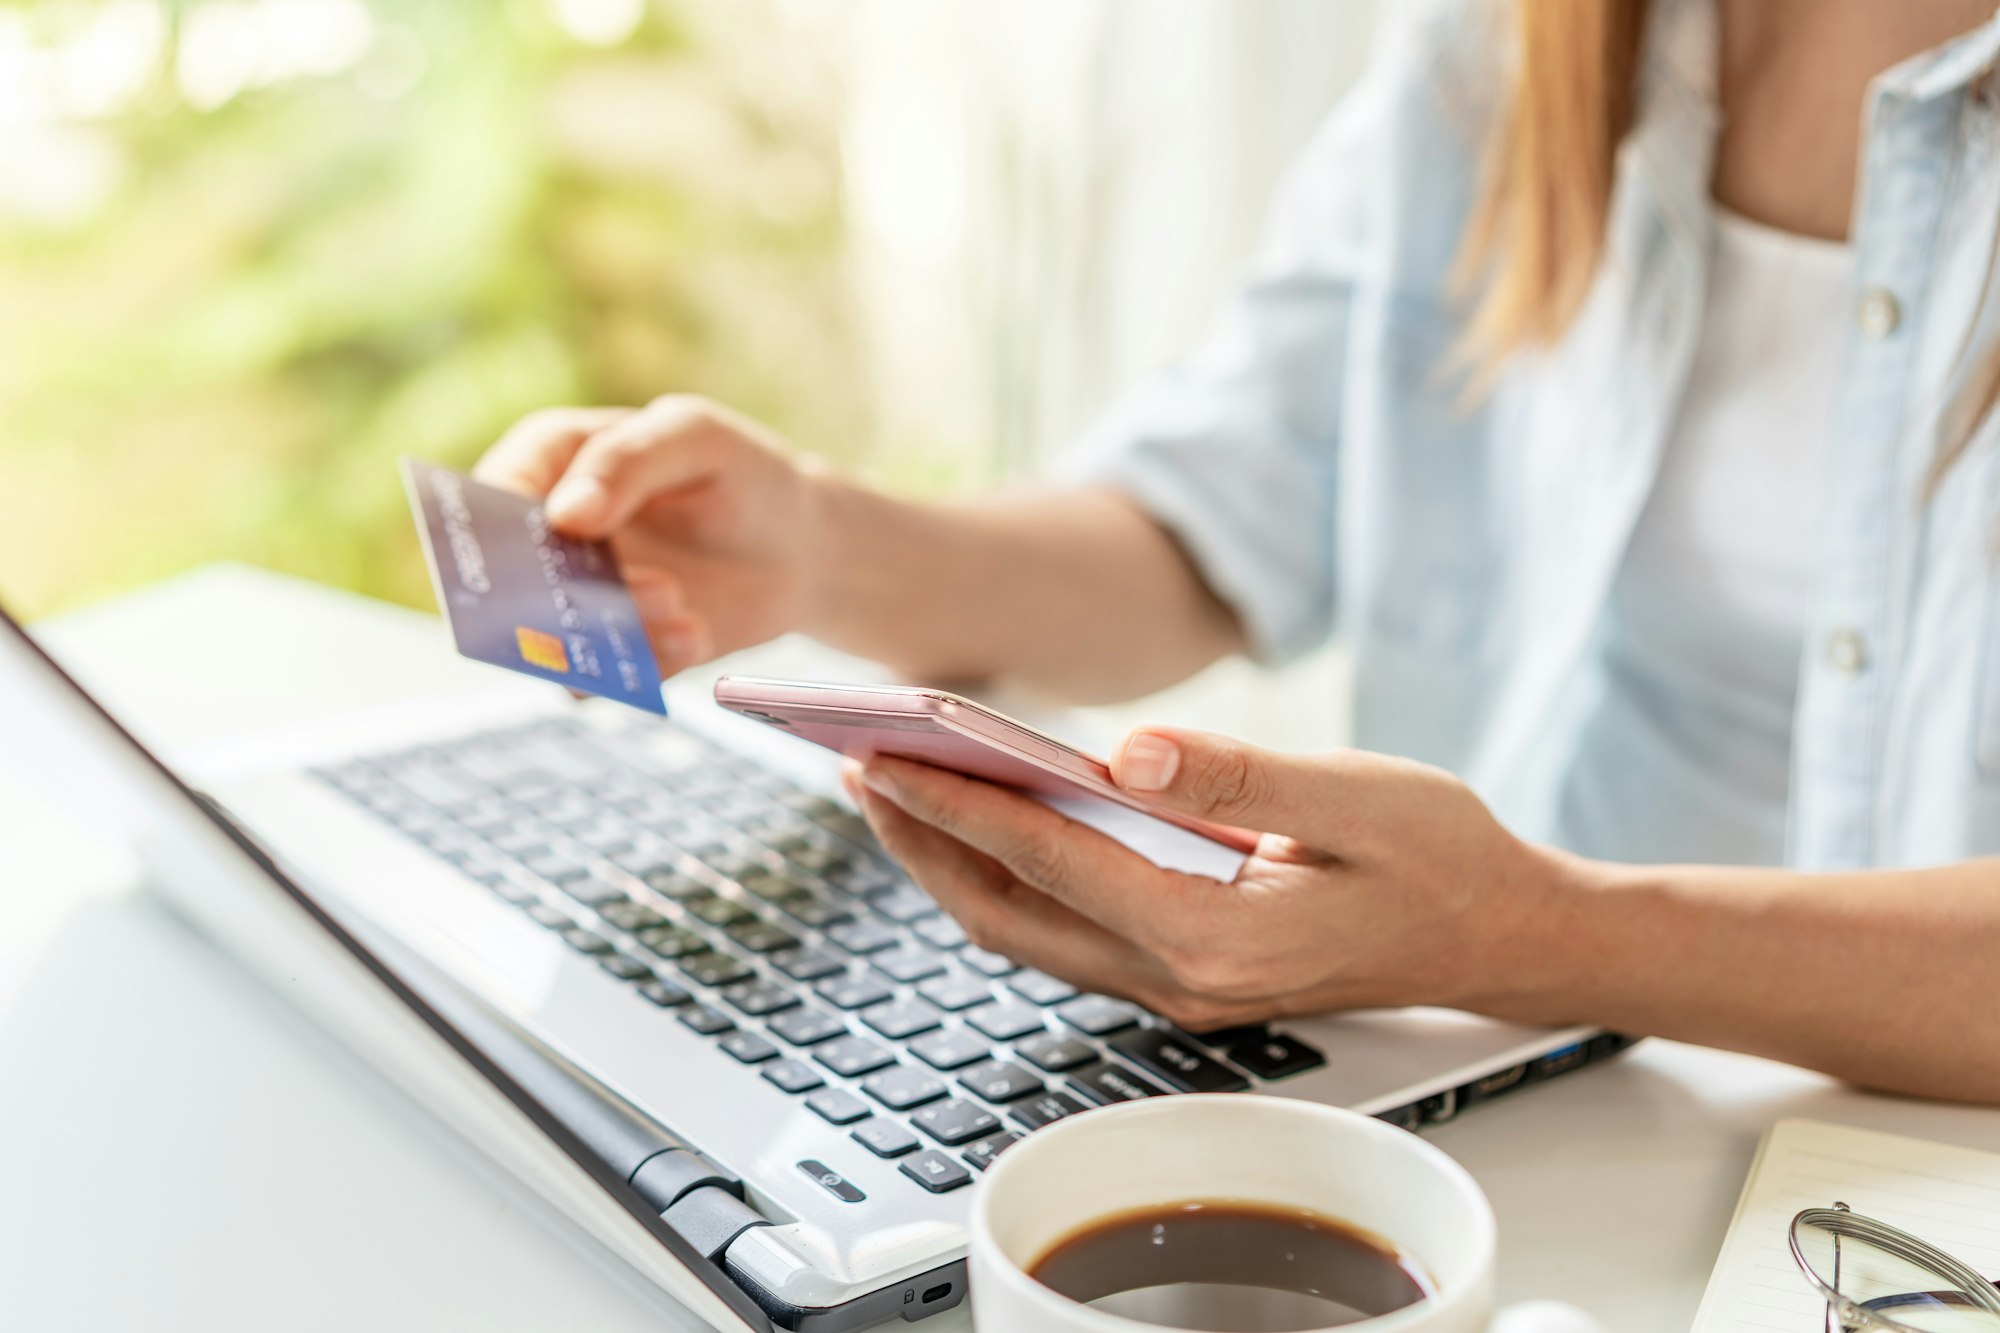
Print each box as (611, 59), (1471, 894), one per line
(712, 675), (1260, 854)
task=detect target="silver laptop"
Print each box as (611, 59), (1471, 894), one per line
(1, 599), (1625, 1331)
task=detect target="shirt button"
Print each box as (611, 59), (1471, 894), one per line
(1857, 288), (1901, 338)
(1825, 628), (1870, 674)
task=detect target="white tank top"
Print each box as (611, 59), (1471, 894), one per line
(1555, 207), (1855, 866)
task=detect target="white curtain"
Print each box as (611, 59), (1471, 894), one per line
(843, 0), (1381, 479)
(840, 1), (1378, 749)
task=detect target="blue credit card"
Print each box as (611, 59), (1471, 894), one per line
(402, 458), (666, 714)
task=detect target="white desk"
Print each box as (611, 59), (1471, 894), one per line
(6, 566), (2000, 1332)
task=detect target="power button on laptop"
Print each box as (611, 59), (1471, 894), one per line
(797, 1159), (867, 1203)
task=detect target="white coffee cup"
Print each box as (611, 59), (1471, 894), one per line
(969, 1095), (1596, 1333)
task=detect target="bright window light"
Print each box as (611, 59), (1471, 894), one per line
(548, 0), (645, 48)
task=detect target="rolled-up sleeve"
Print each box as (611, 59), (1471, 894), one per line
(1068, 4), (1472, 665)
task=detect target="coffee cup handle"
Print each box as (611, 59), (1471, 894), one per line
(1489, 1300), (1605, 1333)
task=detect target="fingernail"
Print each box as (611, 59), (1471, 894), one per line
(861, 762), (899, 801)
(1119, 734), (1181, 792)
(545, 475), (608, 528)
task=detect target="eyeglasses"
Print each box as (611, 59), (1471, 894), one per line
(1790, 1203), (2000, 1331)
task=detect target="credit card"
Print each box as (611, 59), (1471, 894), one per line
(401, 458), (667, 714)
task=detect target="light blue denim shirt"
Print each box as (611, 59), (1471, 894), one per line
(1079, 0), (2000, 871)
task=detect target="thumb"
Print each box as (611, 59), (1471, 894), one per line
(1109, 727), (1331, 838)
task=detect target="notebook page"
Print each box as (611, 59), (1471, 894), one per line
(1691, 1119), (2000, 1332)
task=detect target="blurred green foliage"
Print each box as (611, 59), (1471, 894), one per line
(0, 0), (869, 619)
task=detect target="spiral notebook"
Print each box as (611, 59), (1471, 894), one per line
(1691, 1119), (2000, 1331)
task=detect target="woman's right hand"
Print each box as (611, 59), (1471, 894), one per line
(473, 395), (832, 676)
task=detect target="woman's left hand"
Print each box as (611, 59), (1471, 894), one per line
(845, 728), (1582, 1032)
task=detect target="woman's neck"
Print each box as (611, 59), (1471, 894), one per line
(1713, 0), (1997, 240)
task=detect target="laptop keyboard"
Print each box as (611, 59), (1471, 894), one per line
(312, 713), (1327, 1193)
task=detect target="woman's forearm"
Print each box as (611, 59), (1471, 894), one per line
(805, 479), (1245, 701)
(1491, 853), (2000, 1103)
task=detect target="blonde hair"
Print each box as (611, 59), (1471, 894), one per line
(1456, 0), (1992, 476)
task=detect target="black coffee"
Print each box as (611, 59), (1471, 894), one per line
(1027, 1199), (1433, 1332)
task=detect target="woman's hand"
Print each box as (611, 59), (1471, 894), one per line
(474, 396), (831, 675)
(845, 727), (1584, 1031)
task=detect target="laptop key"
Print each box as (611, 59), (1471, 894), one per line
(563, 877), (630, 907)
(598, 953), (653, 981)
(1007, 970), (1079, 1006)
(459, 859), (509, 885)
(899, 1150), (972, 1194)
(710, 850), (771, 883)
(489, 875), (541, 907)
(912, 915), (968, 951)
(1069, 1061), (1169, 1105)
(860, 998), (944, 1042)
(609, 847), (675, 879)
(679, 952), (755, 988)
(958, 946), (1018, 977)
(526, 902), (572, 929)
(912, 1098), (1001, 1147)
(529, 852), (593, 885)
(575, 821), (638, 854)
(541, 801), (597, 832)
(1016, 1031), (1097, 1073)
(761, 1059), (824, 1095)
(391, 763), (486, 811)
(1225, 1032), (1328, 1081)
(956, 1060), (1044, 1105)
(908, 1028), (993, 1072)
(485, 823), (550, 855)
(675, 831), (732, 860)
(789, 845), (848, 876)
(871, 946), (947, 985)
(768, 1007), (846, 1047)
(783, 792), (846, 819)
(497, 779), (559, 807)
(643, 869), (711, 901)
(851, 1120), (920, 1159)
(679, 1005), (735, 1036)
(725, 919), (800, 954)
(720, 981), (800, 1018)
(916, 972), (993, 1012)
(817, 812), (880, 849)
(1010, 1089), (1089, 1133)
(737, 869), (799, 903)
(636, 925), (705, 960)
(815, 1035), (897, 1079)
(1110, 1029), (1252, 1094)
(779, 895), (853, 930)
(559, 927), (615, 956)
(861, 1065), (948, 1111)
(1054, 995), (1143, 1037)
(805, 1088), (871, 1126)
(427, 834), (484, 864)
(962, 1131), (1021, 1172)
(814, 974), (894, 1011)
(965, 1001), (1045, 1042)
(869, 886), (937, 925)
(720, 1031), (779, 1064)
(771, 947), (845, 982)
(316, 761), (380, 794)
(637, 977), (693, 1008)
(688, 896), (757, 929)
(599, 900), (668, 932)
(827, 920), (899, 955)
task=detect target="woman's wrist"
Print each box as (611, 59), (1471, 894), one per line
(794, 466), (943, 655)
(1456, 839), (1624, 1024)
